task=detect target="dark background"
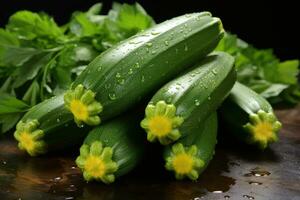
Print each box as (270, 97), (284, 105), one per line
(0, 0), (298, 60)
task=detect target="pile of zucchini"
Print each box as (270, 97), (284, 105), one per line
(13, 12), (282, 184)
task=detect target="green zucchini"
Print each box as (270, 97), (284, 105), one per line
(220, 82), (282, 149)
(75, 115), (144, 184)
(64, 12), (224, 126)
(140, 51), (236, 145)
(13, 94), (89, 156)
(163, 112), (217, 180)
(14, 12), (224, 156)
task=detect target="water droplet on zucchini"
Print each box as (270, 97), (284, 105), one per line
(135, 63), (140, 68)
(151, 31), (160, 35)
(212, 69), (218, 75)
(108, 93), (117, 100)
(117, 79), (125, 85)
(128, 68), (133, 74)
(116, 73), (121, 78)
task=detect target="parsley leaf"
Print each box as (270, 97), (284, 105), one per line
(216, 33), (300, 104)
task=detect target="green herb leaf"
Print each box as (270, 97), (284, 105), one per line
(12, 52), (54, 88)
(6, 11), (64, 41)
(0, 45), (42, 66)
(0, 28), (19, 45)
(276, 60), (299, 85)
(0, 113), (22, 134)
(0, 92), (29, 114)
(217, 33), (300, 104)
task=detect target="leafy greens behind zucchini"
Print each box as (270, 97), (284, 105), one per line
(216, 33), (300, 104)
(0, 2), (154, 134)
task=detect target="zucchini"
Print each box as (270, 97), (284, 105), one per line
(64, 12), (224, 126)
(220, 82), (282, 149)
(75, 115), (144, 184)
(140, 51), (236, 145)
(163, 112), (217, 180)
(14, 12), (224, 156)
(13, 94), (89, 156)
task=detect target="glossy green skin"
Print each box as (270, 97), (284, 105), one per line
(164, 112), (218, 174)
(151, 51), (236, 138)
(73, 12), (224, 121)
(220, 82), (275, 140)
(83, 116), (145, 177)
(21, 94), (89, 151)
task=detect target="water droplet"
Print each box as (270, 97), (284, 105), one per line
(117, 79), (125, 85)
(141, 76), (145, 83)
(129, 40), (142, 44)
(151, 31), (160, 35)
(184, 44), (189, 51)
(244, 167), (271, 177)
(194, 99), (200, 106)
(184, 23), (188, 28)
(128, 68), (133, 74)
(248, 181), (262, 185)
(212, 191), (223, 194)
(97, 66), (102, 72)
(185, 14), (191, 18)
(2, 161), (7, 165)
(53, 177), (62, 182)
(165, 60), (169, 64)
(243, 195), (255, 199)
(212, 69), (218, 75)
(164, 40), (169, 46)
(56, 118), (60, 123)
(146, 42), (153, 47)
(78, 124), (84, 128)
(224, 195), (230, 199)
(65, 197), (74, 200)
(151, 51), (156, 54)
(208, 96), (211, 100)
(135, 63), (140, 69)
(109, 93), (117, 100)
(116, 72), (121, 78)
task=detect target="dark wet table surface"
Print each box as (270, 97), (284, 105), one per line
(0, 106), (300, 200)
